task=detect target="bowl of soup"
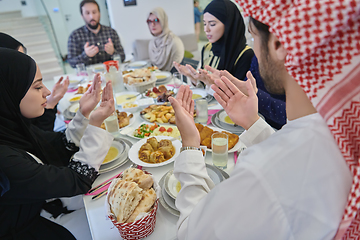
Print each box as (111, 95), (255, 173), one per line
(115, 91), (142, 105)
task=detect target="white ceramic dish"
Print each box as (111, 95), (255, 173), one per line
(69, 103), (80, 114)
(118, 111), (136, 130)
(154, 71), (171, 81)
(127, 61), (148, 68)
(162, 186), (177, 211)
(128, 136), (181, 167)
(190, 88), (208, 100)
(67, 76), (84, 88)
(101, 140), (126, 165)
(68, 94), (83, 103)
(211, 114), (244, 135)
(164, 165), (225, 200)
(122, 122), (180, 140)
(98, 138), (131, 174)
(115, 91), (142, 105)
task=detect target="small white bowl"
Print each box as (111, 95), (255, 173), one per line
(115, 91), (142, 106)
(121, 101), (139, 113)
(68, 76), (83, 88)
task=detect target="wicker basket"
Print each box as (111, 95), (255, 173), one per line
(124, 72), (157, 93)
(105, 175), (160, 240)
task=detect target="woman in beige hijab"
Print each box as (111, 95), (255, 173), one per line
(147, 7), (184, 71)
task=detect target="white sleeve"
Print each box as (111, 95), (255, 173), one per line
(65, 111), (89, 146)
(72, 125), (114, 171)
(175, 157), (291, 240)
(173, 150), (215, 238)
(239, 117), (275, 147)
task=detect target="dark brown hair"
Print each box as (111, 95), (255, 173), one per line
(249, 16), (270, 49)
(80, 0), (100, 15)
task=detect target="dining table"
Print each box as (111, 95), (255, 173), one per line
(53, 66), (244, 240)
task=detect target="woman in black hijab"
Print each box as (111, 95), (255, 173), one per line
(174, 0), (253, 84)
(0, 32), (68, 132)
(0, 32), (27, 53)
(0, 48), (115, 239)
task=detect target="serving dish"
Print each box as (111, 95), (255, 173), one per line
(128, 136), (181, 167)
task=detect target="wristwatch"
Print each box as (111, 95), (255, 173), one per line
(180, 146), (202, 153)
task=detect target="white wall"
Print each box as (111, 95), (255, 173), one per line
(0, 0), (21, 13)
(107, 0), (194, 58)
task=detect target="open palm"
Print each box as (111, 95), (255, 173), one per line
(169, 85), (200, 147)
(211, 75), (259, 130)
(79, 73), (102, 119)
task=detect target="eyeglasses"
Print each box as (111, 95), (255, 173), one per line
(146, 18), (160, 24)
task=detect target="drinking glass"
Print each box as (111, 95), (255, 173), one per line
(211, 132), (228, 169)
(173, 72), (183, 89)
(104, 112), (119, 134)
(195, 99), (208, 124)
(76, 63), (88, 76)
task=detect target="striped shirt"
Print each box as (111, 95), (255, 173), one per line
(67, 25), (125, 68)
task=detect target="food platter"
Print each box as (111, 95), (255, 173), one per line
(98, 138), (132, 174)
(158, 164), (229, 216)
(122, 122), (181, 140)
(128, 136), (181, 167)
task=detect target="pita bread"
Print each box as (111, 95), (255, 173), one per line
(108, 179), (143, 223)
(126, 188), (157, 223)
(122, 168), (154, 190)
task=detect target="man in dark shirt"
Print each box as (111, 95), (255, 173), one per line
(67, 0), (125, 68)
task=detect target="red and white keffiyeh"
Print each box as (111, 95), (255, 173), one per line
(235, 0), (360, 238)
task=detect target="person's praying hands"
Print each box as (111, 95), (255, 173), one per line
(89, 80), (115, 128)
(79, 73), (102, 119)
(46, 76), (69, 109)
(84, 42), (99, 57)
(169, 85), (200, 148)
(104, 38), (115, 55)
(211, 71), (259, 130)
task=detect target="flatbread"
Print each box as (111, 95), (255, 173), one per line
(126, 188), (157, 223)
(122, 168), (154, 190)
(108, 179), (143, 223)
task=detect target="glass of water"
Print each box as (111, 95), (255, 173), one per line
(173, 72), (183, 89)
(195, 99), (208, 124)
(211, 132), (228, 169)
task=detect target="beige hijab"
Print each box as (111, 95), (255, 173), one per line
(148, 7), (183, 71)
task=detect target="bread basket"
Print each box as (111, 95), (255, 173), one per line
(124, 72), (157, 93)
(105, 173), (160, 240)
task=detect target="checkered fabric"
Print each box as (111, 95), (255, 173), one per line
(235, 0), (360, 238)
(67, 25), (125, 68)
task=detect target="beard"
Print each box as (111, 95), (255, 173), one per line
(258, 50), (285, 95)
(87, 20), (99, 30)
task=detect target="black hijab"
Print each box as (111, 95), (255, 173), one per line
(0, 32), (26, 53)
(204, 0), (247, 73)
(0, 48), (63, 166)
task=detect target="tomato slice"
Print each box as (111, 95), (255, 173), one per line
(159, 127), (166, 132)
(167, 127), (173, 132)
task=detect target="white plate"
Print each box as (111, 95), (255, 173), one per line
(69, 103), (80, 114)
(90, 63), (105, 73)
(162, 186), (177, 210)
(211, 114), (244, 135)
(203, 125), (242, 153)
(101, 140), (126, 165)
(127, 61), (148, 68)
(164, 165), (225, 199)
(128, 136), (181, 167)
(154, 71), (171, 81)
(125, 122), (180, 140)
